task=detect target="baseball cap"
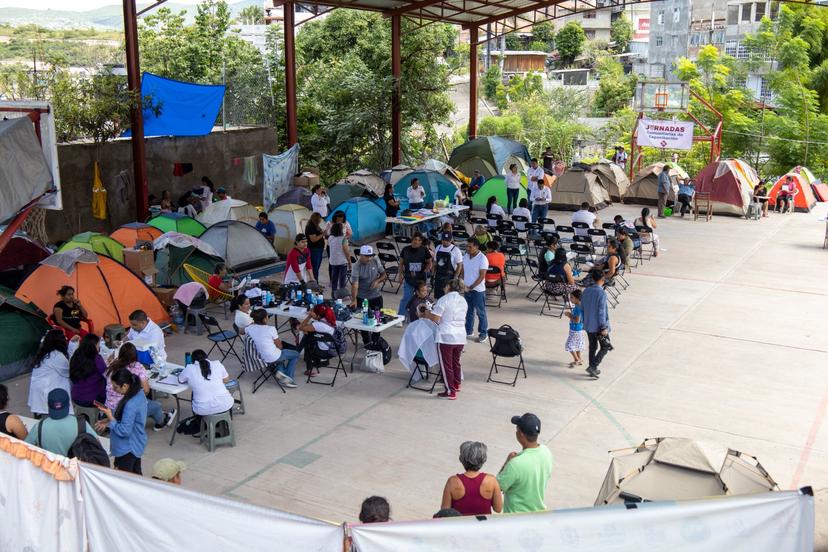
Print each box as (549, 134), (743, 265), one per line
(152, 458), (187, 481)
(359, 245), (374, 256)
(511, 412), (541, 436)
(216, 187), (227, 194)
(440, 232), (452, 241)
(47, 388), (70, 420)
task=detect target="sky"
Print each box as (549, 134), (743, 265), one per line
(0, 0), (204, 10)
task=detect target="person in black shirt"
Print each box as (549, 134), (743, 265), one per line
(53, 285), (88, 337)
(397, 233), (432, 318)
(304, 212), (326, 281)
(542, 147), (554, 173)
(383, 183), (400, 237)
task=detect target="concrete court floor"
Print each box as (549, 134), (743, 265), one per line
(5, 202), (828, 545)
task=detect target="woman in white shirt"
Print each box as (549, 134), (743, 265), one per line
(422, 279), (468, 401)
(178, 349), (234, 417)
(407, 178), (427, 210)
(231, 294), (253, 335)
(311, 185), (330, 218)
(297, 305), (338, 376)
(28, 329), (74, 416)
(485, 196), (506, 228)
(531, 179), (552, 223)
(505, 163), (522, 214)
(511, 198), (532, 231)
(324, 210), (354, 239)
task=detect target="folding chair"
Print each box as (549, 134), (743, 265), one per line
(538, 275), (570, 317)
(497, 219), (515, 233)
(556, 225), (575, 244)
(486, 325), (527, 386)
(525, 257), (544, 302)
(511, 214), (529, 235)
(469, 216), (488, 227)
(572, 221), (590, 237)
(485, 266), (507, 307)
(345, 255), (358, 285)
(452, 228), (470, 250)
(569, 243), (594, 271)
(587, 228), (608, 254)
(198, 314), (243, 365)
(573, 234), (595, 255)
(524, 222), (543, 243)
(634, 225), (657, 259)
(538, 217), (556, 232)
(375, 241), (397, 256)
(629, 231), (645, 267)
(243, 336), (286, 394)
(602, 222), (619, 235)
(407, 353), (444, 393)
(305, 333), (348, 387)
(378, 252), (402, 294)
(615, 263), (630, 290)
(604, 277), (621, 308)
(394, 235), (412, 248)
(500, 244), (527, 284)
(486, 213), (503, 228)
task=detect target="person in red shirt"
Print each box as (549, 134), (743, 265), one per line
(283, 233), (315, 285)
(484, 241), (506, 286)
(207, 264), (231, 298)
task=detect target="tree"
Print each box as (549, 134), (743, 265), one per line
(532, 21), (555, 50)
(237, 5), (264, 25)
(555, 21), (585, 65)
(504, 33), (522, 50)
(482, 65), (501, 102)
(494, 72), (543, 111)
(610, 14), (632, 54)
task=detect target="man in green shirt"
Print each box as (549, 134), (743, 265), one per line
(496, 413), (554, 513)
(25, 389), (97, 456)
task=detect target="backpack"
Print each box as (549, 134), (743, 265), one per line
(365, 336), (392, 365)
(329, 327), (348, 356)
(38, 416), (110, 467)
(490, 324), (523, 357)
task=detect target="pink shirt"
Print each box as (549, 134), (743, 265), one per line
(105, 361), (147, 410)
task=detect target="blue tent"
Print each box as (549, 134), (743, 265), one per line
(325, 198), (386, 246)
(393, 170), (458, 210)
(123, 73), (225, 137)
(448, 137), (531, 180)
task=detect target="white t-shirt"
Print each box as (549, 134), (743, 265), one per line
(527, 166), (544, 185)
(126, 319), (167, 364)
(179, 360), (234, 416)
(310, 320), (334, 351)
(328, 235), (349, 266)
(234, 310), (253, 334)
(511, 207), (532, 231)
(454, 189), (468, 205)
(571, 210), (597, 235)
(505, 172), (522, 189)
(324, 220), (353, 238)
(311, 193), (330, 217)
(435, 243), (463, 270)
(407, 186), (426, 205)
(430, 291), (469, 344)
(462, 251), (489, 293)
(245, 324), (282, 363)
(487, 203), (506, 227)
(532, 186), (552, 205)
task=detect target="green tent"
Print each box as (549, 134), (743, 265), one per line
(0, 285), (49, 381)
(147, 213), (206, 237)
(472, 175), (528, 209)
(448, 136), (531, 180)
(328, 183), (371, 212)
(155, 245), (223, 286)
(58, 232), (125, 263)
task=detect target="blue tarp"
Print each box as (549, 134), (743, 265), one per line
(123, 73), (225, 137)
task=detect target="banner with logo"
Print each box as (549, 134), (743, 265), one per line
(637, 119), (695, 150)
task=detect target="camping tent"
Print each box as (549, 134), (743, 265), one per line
(153, 232), (223, 286)
(550, 168), (611, 210)
(694, 159), (759, 216)
(595, 437), (778, 505)
(199, 221), (278, 273)
(197, 199), (260, 227)
(448, 137), (531, 180)
(590, 162), (631, 202)
(325, 198), (386, 245)
(626, 162), (684, 205)
(275, 187), (313, 210)
(0, 117), (54, 224)
(768, 173), (818, 212)
(267, 204), (311, 256)
(382, 165), (414, 186)
(111, 222), (163, 248)
(471, 175), (528, 210)
(16, 248), (169, 328)
(58, 232), (125, 263)
(393, 170), (459, 209)
(419, 159), (468, 187)
(343, 169), (387, 196)
(148, 213), (206, 237)
(0, 230), (50, 289)
(328, 183), (372, 211)
(0, 284), (50, 381)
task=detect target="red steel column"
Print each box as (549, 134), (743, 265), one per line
(468, 26), (478, 140)
(284, 1), (298, 146)
(391, 15), (402, 166)
(123, 0), (148, 220)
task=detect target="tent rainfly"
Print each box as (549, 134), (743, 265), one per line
(0, 284), (50, 381)
(471, 175), (527, 210)
(393, 170), (459, 209)
(111, 222), (163, 248)
(768, 173), (818, 213)
(0, 117), (54, 224)
(550, 169), (611, 210)
(152, 232), (223, 286)
(448, 136), (531, 180)
(693, 159), (759, 216)
(325, 198), (386, 245)
(267, 204), (312, 256)
(590, 162), (631, 202)
(626, 163), (685, 206)
(147, 213), (207, 237)
(275, 187), (313, 210)
(58, 232), (125, 263)
(197, 199), (260, 227)
(344, 169), (389, 195)
(199, 220), (278, 273)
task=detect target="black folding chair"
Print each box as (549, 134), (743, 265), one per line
(452, 229), (470, 250)
(375, 241), (397, 257)
(538, 217), (556, 231)
(572, 221), (590, 237)
(243, 336), (286, 394)
(573, 234), (595, 254)
(469, 216), (488, 226)
(497, 219), (515, 233)
(378, 252), (402, 294)
(485, 266), (507, 307)
(569, 243), (594, 271)
(345, 255), (358, 285)
(525, 257), (544, 302)
(635, 225), (657, 259)
(305, 333), (348, 387)
(512, 214), (529, 234)
(198, 314), (243, 365)
(524, 222), (543, 242)
(500, 244), (527, 284)
(587, 228), (608, 254)
(486, 325), (527, 386)
(486, 213), (503, 228)
(394, 235), (412, 248)
(406, 354), (444, 393)
(538, 275), (570, 317)
(556, 225), (575, 244)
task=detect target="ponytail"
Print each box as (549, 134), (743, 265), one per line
(192, 349), (211, 380)
(111, 368), (141, 421)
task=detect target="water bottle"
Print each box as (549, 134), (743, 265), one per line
(296, 290), (303, 303)
(184, 351), (192, 366)
(290, 289), (296, 301)
(362, 298), (369, 323)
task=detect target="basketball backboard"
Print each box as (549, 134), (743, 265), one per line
(634, 81), (690, 113)
(0, 100), (62, 211)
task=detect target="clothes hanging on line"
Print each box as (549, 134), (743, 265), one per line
(243, 156), (258, 186)
(173, 163), (193, 176)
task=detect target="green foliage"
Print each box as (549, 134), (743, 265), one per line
(531, 22), (555, 50)
(526, 41), (548, 53)
(494, 72), (543, 111)
(504, 33), (522, 50)
(482, 65), (502, 102)
(237, 5), (264, 24)
(610, 14), (632, 54)
(555, 21), (585, 65)
(593, 56), (636, 116)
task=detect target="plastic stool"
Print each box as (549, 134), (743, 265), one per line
(746, 201), (760, 220)
(184, 306), (206, 335)
(225, 379), (245, 415)
(199, 411), (235, 452)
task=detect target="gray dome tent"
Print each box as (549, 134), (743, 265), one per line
(199, 221), (278, 273)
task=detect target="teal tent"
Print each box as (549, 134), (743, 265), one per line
(448, 137), (531, 180)
(326, 198), (386, 246)
(0, 285), (49, 381)
(393, 170), (459, 210)
(328, 183), (371, 212)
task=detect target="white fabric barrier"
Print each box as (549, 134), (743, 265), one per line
(79, 463), (343, 551)
(351, 491), (814, 552)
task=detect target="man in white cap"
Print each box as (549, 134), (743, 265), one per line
(152, 457), (186, 485)
(350, 245), (387, 344)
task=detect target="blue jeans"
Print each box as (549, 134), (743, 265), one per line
(309, 248), (324, 281)
(532, 204), (548, 222)
(506, 188), (520, 213)
(147, 399), (164, 426)
(329, 264), (347, 295)
(464, 290), (488, 339)
(276, 349), (299, 380)
(398, 281), (416, 320)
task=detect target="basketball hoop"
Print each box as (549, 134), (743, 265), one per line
(655, 91), (669, 111)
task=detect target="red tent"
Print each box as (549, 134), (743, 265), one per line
(693, 159), (758, 216)
(0, 233), (50, 272)
(768, 173), (817, 212)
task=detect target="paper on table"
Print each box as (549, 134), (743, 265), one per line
(158, 374), (181, 385)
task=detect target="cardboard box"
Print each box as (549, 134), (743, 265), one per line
(293, 172), (320, 188)
(151, 286), (176, 309)
(123, 248), (158, 286)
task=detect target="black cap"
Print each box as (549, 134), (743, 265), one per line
(441, 232), (452, 241)
(511, 413), (541, 436)
(48, 388), (71, 420)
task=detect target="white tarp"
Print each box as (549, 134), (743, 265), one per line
(263, 144), (300, 211)
(636, 118), (695, 150)
(0, 117), (55, 223)
(350, 491), (814, 552)
(79, 464), (343, 551)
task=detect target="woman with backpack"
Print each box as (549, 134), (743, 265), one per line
(96, 369), (147, 474)
(69, 333), (107, 409)
(177, 349), (233, 419)
(297, 304), (343, 376)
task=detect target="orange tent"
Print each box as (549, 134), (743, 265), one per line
(16, 248), (169, 328)
(111, 222), (163, 248)
(768, 173), (817, 213)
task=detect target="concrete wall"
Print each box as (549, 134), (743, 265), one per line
(47, 126), (277, 243)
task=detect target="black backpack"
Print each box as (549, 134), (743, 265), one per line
(366, 336), (392, 365)
(39, 416), (110, 467)
(490, 325), (523, 357)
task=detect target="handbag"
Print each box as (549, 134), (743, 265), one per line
(360, 350), (384, 373)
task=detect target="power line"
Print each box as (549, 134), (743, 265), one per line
(722, 129), (828, 147)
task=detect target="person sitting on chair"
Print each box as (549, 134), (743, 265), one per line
(297, 304), (338, 377)
(245, 309), (300, 388)
(230, 294), (253, 335)
(484, 241), (506, 289)
(177, 349), (234, 420)
(589, 239), (622, 282)
(634, 208), (659, 257)
(776, 175), (796, 213)
(126, 310), (167, 366)
(406, 281), (433, 322)
(473, 225), (494, 248)
(544, 247), (577, 296)
(677, 178), (695, 217)
(754, 180), (769, 218)
(615, 227), (633, 267)
(208, 264), (232, 298)
(53, 286), (89, 337)
(469, 170), (485, 194)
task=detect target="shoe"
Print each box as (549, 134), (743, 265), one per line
(478, 335), (487, 343)
(154, 409), (176, 431)
(455, 383), (461, 391)
(282, 381), (298, 388)
(279, 373), (295, 384)
(586, 368), (600, 379)
(437, 391), (457, 400)
(275, 371), (287, 381)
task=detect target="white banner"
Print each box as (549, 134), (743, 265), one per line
(351, 491), (814, 552)
(637, 119), (695, 150)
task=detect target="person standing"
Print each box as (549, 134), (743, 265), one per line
(283, 233), (315, 286)
(530, 178), (552, 223)
(564, 289), (585, 368)
(505, 163), (522, 214)
(527, 158), (544, 197)
(433, 232), (462, 300)
(68, 333), (107, 408)
(255, 212), (276, 244)
(497, 413), (554, 513)
(677, 178), (695, 217)
(612, 146), (627, 170)
(462, 238), (489, 343)
(406, 178), (426, 210)
(542, 147), (554, 173)
(304, 213), (326, 282)
(326, 222), (351, 298)
(581, 268), (611, 379)
(441, 441), (503, 515)
(657, 166), (672, 218)
(383, 183), (400, 236)
(310, 185), (330, 218)
(350, 246), (387, 345)
(397, 233), (432, 318)
(96, 369), (147, 474)
(422, 279), (468, 400)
